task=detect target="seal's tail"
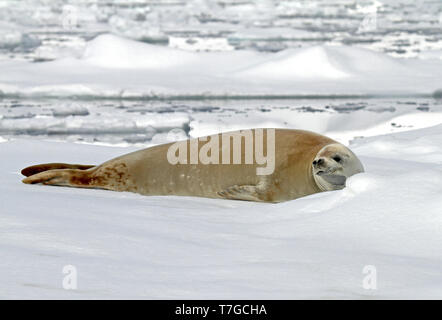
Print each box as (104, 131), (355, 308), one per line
(21, 163), (95, 177)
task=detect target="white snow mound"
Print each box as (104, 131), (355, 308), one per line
(1, 34), (442, 98)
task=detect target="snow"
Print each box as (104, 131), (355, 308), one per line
(1, 0), (442, 300)
(1, 34), (442, 99)
(82, 35), (196, 69)
(1, 0), (442, 61)
(236, 46), (351, 80)
(2, 124), (442, 299)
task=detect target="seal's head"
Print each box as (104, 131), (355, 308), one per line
(312, 143), (364, 191)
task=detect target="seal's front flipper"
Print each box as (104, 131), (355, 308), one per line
(218, 185), (265, 202)
(21, 163), (95, 177)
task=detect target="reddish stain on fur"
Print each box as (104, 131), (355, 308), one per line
(70, 162), (133, 192)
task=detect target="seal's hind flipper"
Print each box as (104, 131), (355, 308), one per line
(22, 169), (76, 186)
(22, 168), (97, 189)
(218, 185), (264, 202)
(21, 163), (95, 177)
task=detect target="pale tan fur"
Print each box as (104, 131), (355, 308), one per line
(21, 129), (364, 203)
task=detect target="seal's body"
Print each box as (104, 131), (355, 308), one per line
(22, 129), (364, 203)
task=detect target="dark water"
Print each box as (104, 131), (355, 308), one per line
(1, 97), (440, 145)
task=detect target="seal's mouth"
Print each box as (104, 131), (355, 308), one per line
(315, 168), (337, 176)
(314, 168), (346, 187)
(321, 174), (346, 187)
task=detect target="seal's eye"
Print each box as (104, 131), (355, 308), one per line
(333, 155), (342, 163)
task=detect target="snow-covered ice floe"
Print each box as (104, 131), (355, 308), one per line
(1, 97), (441, 146)
(1, 34), (442, 99)
(1, 124), (442, 299)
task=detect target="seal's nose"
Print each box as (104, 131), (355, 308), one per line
(312, 158), (324, 166)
